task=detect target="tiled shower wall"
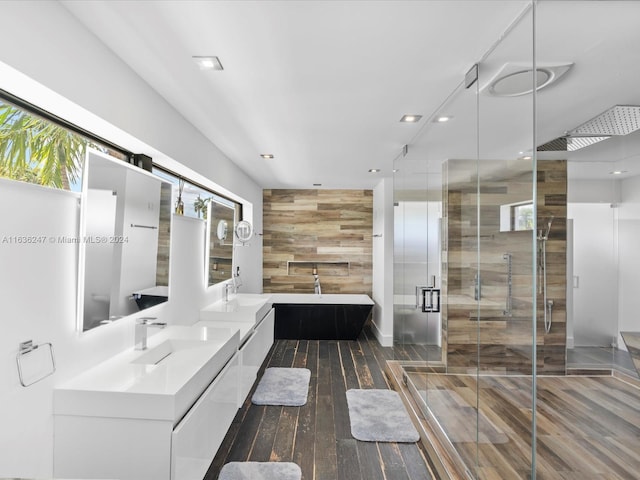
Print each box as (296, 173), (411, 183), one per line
(443, 160), (567, 375)
(263, 189), (372, 295)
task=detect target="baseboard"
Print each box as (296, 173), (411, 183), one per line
(370, 320), (393, 347)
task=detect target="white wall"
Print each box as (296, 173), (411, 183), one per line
(618, 175), (640, 349)
(567, 203), (618, 347)
(372, 179), (394, 346)
(568, 176), (640, 350)
(0, 2), (263, 477)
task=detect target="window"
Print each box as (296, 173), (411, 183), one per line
(1, 91), (242, 222)
(512, 202), (534, 231)
(152, 168), (241, 221)
(500, 200), (534, 232)
(0, 94), (128, 191)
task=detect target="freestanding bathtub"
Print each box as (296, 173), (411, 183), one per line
(270, 293), (374, 340)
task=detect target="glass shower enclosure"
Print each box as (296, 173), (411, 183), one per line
(391, 2), (640, 479)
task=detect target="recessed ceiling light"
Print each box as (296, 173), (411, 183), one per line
(435, 116), (453, 123)
(260, 154), (274, 159)
(609, 170), (627, 175)
(368, 169), (380, 173)
(400, 115), (422, 123)
(521, 156), (532, 160)
(192, 56), (223, 70)
(393, 169), (399, 173)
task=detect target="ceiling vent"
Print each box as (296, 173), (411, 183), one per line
(538, 105), (640, 152)
(482, 62), (573, 97)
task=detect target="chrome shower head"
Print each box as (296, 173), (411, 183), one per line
(537, 216), (554, 241)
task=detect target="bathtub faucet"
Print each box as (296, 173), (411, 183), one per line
(313, 274), (322, 295)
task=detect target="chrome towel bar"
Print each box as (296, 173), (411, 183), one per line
(16, 340), (56, 387)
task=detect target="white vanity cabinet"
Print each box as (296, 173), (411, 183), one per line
(53, 326), (240, 480)
(237, 308), (275, 406)
(171, 353), (239, 480)
(55, 353), (239, 480)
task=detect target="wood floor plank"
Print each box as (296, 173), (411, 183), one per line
(293, 340), (318, 480)
(336, 438), (363, 480)
(269, 406), (298, 462)
(315, 341), (337, 478)
(329, 342), (352, 440)
(355, 442), (386, 480)
(349, 338), (375, 388)
(338, 340), (361, 390)
(398, 443), (436, 480)
(378, 443), (411, 480)
(358, 335), (391, 389)
(293, 339), (309, 368)
(248, 405), (281, 462)
(223, 404), (266, 463)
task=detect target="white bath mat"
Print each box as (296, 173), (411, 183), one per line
(219, 461), (302, 480)
(346, 389), (420, 442)
(251, 367), (311, 406)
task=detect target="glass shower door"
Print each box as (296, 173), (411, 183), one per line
(393, 3), (538, 478)
(393, 199), (441, 351)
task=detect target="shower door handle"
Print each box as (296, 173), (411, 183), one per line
(421, 287), (440, 313)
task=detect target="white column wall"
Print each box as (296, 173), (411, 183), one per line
(372, 179), (394, 346)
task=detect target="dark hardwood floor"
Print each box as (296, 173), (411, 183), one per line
(204, 324), (435, 480)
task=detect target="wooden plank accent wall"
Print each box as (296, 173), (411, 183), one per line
(263, 189), (372, 295)
(443, 160), (567, 375)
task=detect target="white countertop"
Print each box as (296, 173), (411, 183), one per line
(194, 319), (255, 345)
(270, 293), (374, 305)
(54, 325), (239, 423)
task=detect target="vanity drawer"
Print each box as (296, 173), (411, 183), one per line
(238, 309), (275, 406)
(171, 352), (239, 480)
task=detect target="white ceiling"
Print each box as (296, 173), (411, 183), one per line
(61, 0), (640, 190)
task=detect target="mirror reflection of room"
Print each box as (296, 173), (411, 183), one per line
(80, 149), (172, 331)
(206, 199), (236, 286)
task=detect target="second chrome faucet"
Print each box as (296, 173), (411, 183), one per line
(134, 317), (167, 350)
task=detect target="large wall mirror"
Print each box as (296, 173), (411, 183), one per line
(78, 149), (172, 331)
(206, 200), (236, 286)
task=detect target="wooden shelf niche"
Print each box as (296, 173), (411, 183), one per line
(286, 261), (350, 277)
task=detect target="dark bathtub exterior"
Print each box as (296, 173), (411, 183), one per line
(271, 294), (374, 340)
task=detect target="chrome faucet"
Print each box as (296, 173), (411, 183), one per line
(224, 283), (234, 302)
(313, 274), (322, 295)
(134, 317), (167, 350)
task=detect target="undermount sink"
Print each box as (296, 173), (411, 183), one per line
(200, 293), (272, 324)
(130, 339), (210, 365)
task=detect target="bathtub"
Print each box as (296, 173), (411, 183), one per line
(270, 293), (374, 340)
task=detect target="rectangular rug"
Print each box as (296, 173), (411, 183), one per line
(251, 367), (311, 406)
(219, 461), (301, 480)
(346, 388), (420, 442)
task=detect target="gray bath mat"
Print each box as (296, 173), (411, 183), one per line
(219, 461), (302, 480)
(346, 389), (420, 442)
(251, 367), (311, 406)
